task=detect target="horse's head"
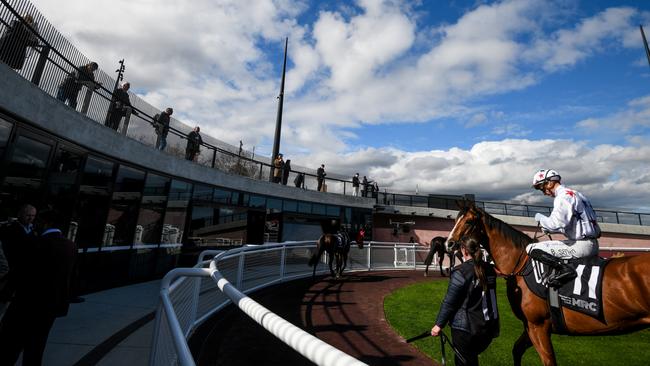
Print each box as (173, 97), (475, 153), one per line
(445, 201), (487, 252)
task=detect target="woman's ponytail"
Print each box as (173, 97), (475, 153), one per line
(461, 237), (488, 290)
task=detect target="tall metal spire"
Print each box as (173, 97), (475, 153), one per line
(640, 25), (650, 69)
(270, 37), (288, 181)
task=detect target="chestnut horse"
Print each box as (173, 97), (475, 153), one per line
(445, 202), (650, 366)
(308, 231), (364, 279)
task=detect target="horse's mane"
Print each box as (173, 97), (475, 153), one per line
(475, 206), (533, 249)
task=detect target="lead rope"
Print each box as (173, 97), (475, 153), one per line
(440, 331), (466, 366)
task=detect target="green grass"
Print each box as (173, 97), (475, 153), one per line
(384, 279), (650, 365)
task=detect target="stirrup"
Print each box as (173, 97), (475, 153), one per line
(548, 268), (576, 287)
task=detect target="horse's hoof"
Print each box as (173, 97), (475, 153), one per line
(423, 272), (428, 277)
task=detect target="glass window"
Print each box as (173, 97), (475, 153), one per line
(231, 191), (240, 205)
(72, 156), (115, 249)
(82, 156), (115, 188)
(106, 166), (146, 247)
(298, 201), (311, 214)
(266, 198), (282, 213)
(46, 147), (83, 236)
(283, 200), (297, 212)
(249, 195), (265, 208)
(5, 135), (52, 186)
(213, 188), (231, 204)
(135, 174), (170, 245)
(312, 203), (326, 215)
(0, 118), (13, 159)
(192, 184), (213, 202)
(113, 165), (145, 195)
(327, 205), (340, 217)
(162, 179), (192, 245)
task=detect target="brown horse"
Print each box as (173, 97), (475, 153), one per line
(308, 232), (364, 279)
(445, 202), (650, 366)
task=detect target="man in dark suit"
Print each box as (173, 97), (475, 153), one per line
(0, 209), (76, 366)
(0, 204), (38, 303)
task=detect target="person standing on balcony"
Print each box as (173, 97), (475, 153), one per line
(317, 164), (326, 192)
(352, 173), (360, 197)
(362, 176), (368, 197)
(0, 13), (39, 70)
(154, 107), (173, 151)
(185, 126), (203, 161)
(107, 81), (137, 133)
(282, 159), (291, 185)
(56, 61), (99, 109)
(273, 154), (284, 183)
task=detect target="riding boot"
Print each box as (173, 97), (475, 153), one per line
(529, 249), (576, 287)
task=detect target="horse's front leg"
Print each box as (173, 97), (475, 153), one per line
(527, 321), (556, 366)
(512, 329), (532, 366)
(328, 252), (336, 277)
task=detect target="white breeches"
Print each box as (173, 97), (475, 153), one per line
(526, 239), (599, 259)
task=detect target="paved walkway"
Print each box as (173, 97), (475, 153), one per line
(31, 270), (442, 365)
(43, 280), (160, 366)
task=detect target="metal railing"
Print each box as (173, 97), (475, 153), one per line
(2, 0), (648, 226)
(376, 192), (650, 226)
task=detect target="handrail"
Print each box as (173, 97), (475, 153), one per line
(208, 257), (367, 366)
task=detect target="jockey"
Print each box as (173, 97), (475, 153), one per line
(527, 169), (601, 287)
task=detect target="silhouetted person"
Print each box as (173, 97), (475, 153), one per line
(185, 126), (203, 161)
(0, 13), (39, 70)
(56, 62), (99, 109)
(317, 164), (326, 192)
(107, 81), (137, 133)
(0, 209), (76, 366)
(0, 204), (37, 303)
(154, 107), (173, 151)
(293, 172), (304, 188)
(352, 173), (360, 196)
(282, 159), (291, 185)
(362, 176), (368, 197)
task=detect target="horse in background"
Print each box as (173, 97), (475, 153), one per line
(446, 201), (650, 366)
(424, 236), (463, 277)
(309, 230), (364, 279)
(424, 236), (446, 276)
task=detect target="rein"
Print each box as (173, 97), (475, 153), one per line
(440, 330), (466, 366)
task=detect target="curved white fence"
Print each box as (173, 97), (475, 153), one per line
(148, 241), (441, 366)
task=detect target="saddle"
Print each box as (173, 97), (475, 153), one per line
(523, 256), (610, 334)
(334, 232), (350, 250)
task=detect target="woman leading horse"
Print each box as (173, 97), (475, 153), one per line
(446, 202), (650, 366)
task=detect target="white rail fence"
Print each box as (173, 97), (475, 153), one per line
(148, 241), (642, 366)
(148, 241), (440, 366)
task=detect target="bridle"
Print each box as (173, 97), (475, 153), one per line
(456, 208), (530, 277)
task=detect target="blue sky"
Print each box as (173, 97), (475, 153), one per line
(31, 0), (650, 211)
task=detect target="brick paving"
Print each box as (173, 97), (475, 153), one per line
(193, 270), (444, 365)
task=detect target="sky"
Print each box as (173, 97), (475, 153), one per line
(29, 0), (650, 212)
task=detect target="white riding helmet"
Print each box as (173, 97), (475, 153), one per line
(532, 169), (561, 189)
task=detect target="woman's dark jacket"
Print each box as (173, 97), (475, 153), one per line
(435, 259), (499, 337)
